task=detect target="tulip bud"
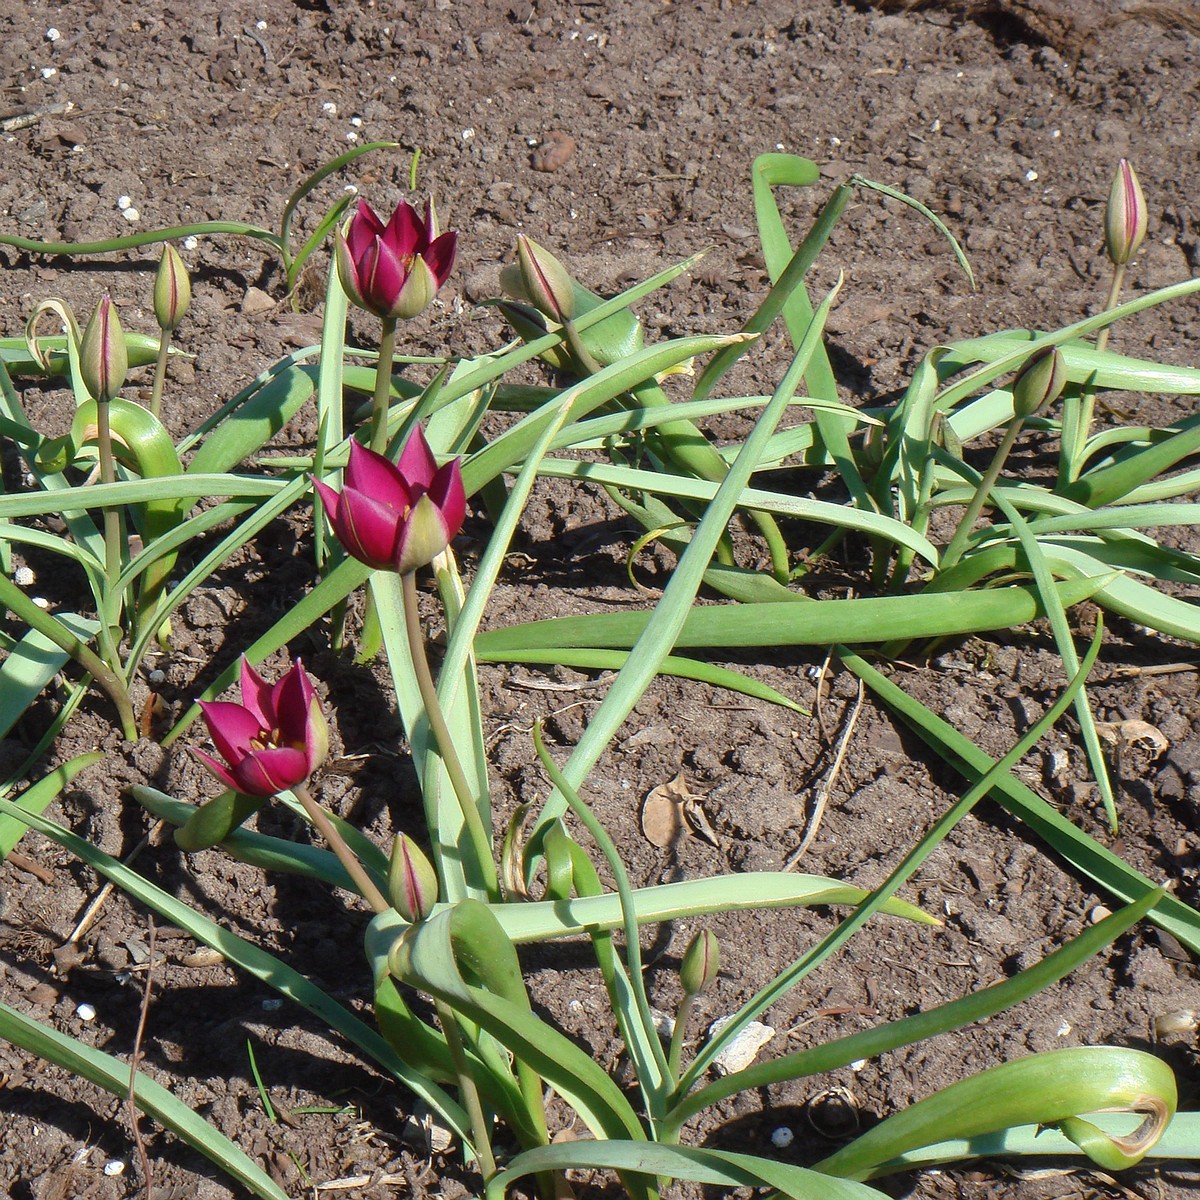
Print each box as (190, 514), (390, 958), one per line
(504, 235), (577, 322)
(680, 928), (720, 997)
(79, 295), (127, 404)
(154, 244), (191, 333)
(388, 833), (439, 922)
(1011, 346), (1067, 419)
(1104, 159), (1148, 267)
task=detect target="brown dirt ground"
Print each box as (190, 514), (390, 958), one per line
(1, 1), (1199, 1198)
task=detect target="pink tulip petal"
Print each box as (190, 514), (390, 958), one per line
(311, 477), (343, 526)
(425, 231), (458, 287)
(334, 233), (368, 310)
(192, 747), (242, 794)
(345, 441), (412, 504)
(394, 493), (451, 575)
(271, 662), (315, 744)
(336, 487), (405, 568)
(238, 658), (275, 729)
(346, 200), (385, 262)
(429, 460), (466, 538)
(391, 258), (438, 320)
(396, 426), (439, 491)
(361, 236), (410, 317)
(235, 746), (308, 797)
(199, 701), (263, 764)
(384, 200), (426, 258)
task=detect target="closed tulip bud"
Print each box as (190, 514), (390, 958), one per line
(680, 928), (720, 996)
(1104, 159), (1148, 266)
(388, 833), (439, 922)
(501, 235), (577, 322)
(1011, 346), (1067, 419)
(79, 294), (127, 404)
(154, 244), (191, 333)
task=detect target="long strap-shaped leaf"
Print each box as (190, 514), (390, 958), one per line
(0, 795), (468, 1137)
(814, 1046), (1176, 1180)
(0, 997), (288, 1200)
(486, 1142), (888, 1200)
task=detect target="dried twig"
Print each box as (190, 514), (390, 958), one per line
(784, 678), (865, 870)
(127, 916), (157, 1197)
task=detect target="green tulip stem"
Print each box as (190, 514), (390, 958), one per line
(369, 316), (399, 454)
(940, 416), (1023, 572)
(93, 396), (127, 652)
(148, 331), (171, 421)
(401, 570), (501, 900)
(435, 997), (497, 1181)
(667, 991), (697, 1083)
(292, 783), (390, 914)
(1072, 262), (1126, 480)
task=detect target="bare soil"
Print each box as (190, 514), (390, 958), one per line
(1, 2), (1199, 1198)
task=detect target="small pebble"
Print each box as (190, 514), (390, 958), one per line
(771, 1126), (794, 1148)
(322, 101), (338, 115)
(103, 1160), (126, 1177)
(121, 208), (140, 223)
(709, 1017), (775, 1074)
(183, 235), (199, 251)
(117, 195), (132, 210)
(148, 669), (166, 685)
(14, 566), (34, 586)
(1025, 169), (1039, 182)
(45, 28), (61, 41)
(76, 1002), (96, 1021)
(39, 67), (57, 79)
(349, 115), (363, 128)
(255, 19), (267, 30)
(32, 597), (50, 609)
(850, 1058), (867, 1071)
(1056, 1019), (1071, 1037)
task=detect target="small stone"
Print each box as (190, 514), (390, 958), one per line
(241, 286), (275, 315)
(40, 67), (57, 79)
(148, 669), (166, 685)
(46, 28), (61, 41)
(709, 1017), (775, 1075)
(117, 195), (132, 210)
(76, 1002), (96, 1021)
(14, 566), (34, 586)
(770, 1126), (794, 1148)
(102, 1160), (126, 1177)
(121, 208), (140, 223)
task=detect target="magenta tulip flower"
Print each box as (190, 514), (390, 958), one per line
(195, 659), (329, 798)
(312, 429), (466, 575)
(335, 198), (457, 321)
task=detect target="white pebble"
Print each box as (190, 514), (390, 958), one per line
(322, 101), (337, 115)
(13, 566), (34, 586)
(349, 115), (363, 128)
(770, 1126), (794, 1149)
(255, 19), (267, 30)
(183, 235), (199, 251)
(122, 208), (140, 223)
(148, 669), (166, 685)
(31, 596), (50, 610)
(45, 28), (61, 41)
(850, 1058), (868, 1071)
(76, 1002), (96, 1021)
(709, 1017), (775, 1075)
(103, 1160), (126, 1177)
(40, 67), (57, 79)
(345, 131), (358, 142)
(116, 195), (132, 210)
(461, 127), (475, 141)
(1025, 169), (1039, 183)
(1056, 1019), (1072, 1037)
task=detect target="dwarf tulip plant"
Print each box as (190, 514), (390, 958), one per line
(1, 146), (1199, 1200)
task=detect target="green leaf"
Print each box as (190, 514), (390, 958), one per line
(0, 997), (288, 1199)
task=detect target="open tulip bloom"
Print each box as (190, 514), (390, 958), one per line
(335, 198), (457, 322)
(195, 658), (329, 798)
(312, 431), (466, 576)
